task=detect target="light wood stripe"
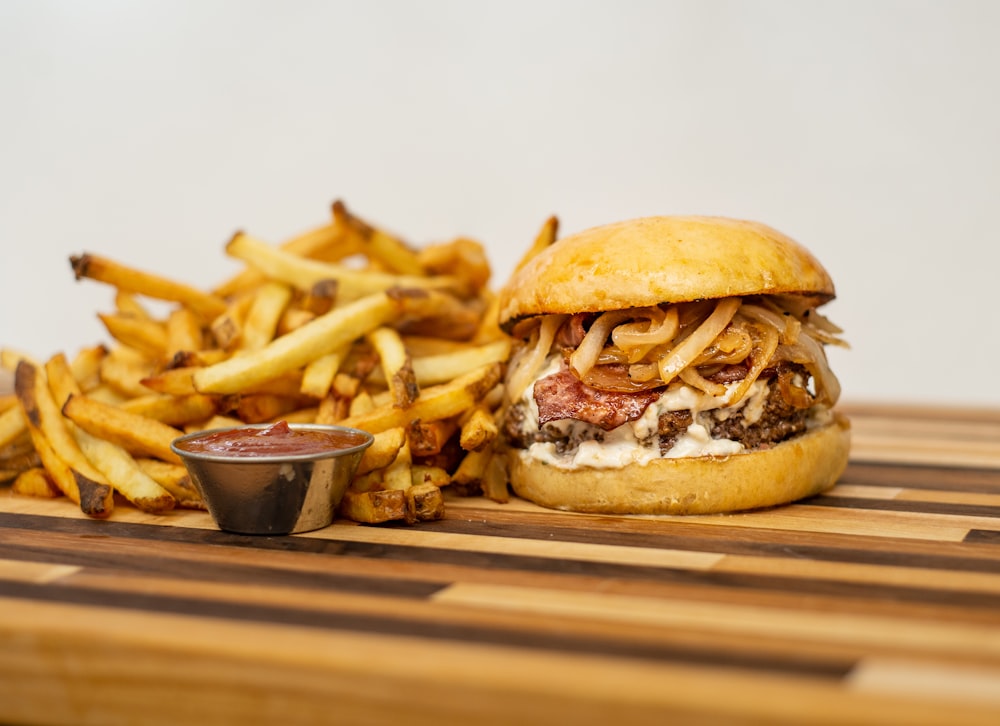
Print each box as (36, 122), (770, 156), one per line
(319, 522), (725, 570)
(0, 559), (80, 584)
(435, 583), (1000, 662)
(848, 659), (1000, 706)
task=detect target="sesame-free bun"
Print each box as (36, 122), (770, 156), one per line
(506, 414), (851, 515)
(499, 216), (835, 330)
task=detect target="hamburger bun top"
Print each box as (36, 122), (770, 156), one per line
(499, 216), (835, 330)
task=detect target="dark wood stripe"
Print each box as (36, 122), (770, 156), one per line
(806, 494), (1000, 519)
(4, 512), (1000, 614)
(422, 512), (1000, 574)
(840, 461), (1000, 493)
(0, 579), (854, 680)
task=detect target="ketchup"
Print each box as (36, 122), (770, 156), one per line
(175, 421), (369, 457)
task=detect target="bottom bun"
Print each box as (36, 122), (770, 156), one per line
(507, 413), (851, 515)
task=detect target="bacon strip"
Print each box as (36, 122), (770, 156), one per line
(533, 366), (660, 431)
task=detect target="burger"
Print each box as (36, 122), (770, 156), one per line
(497, 215), (850, 515)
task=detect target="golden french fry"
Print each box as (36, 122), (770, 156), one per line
(166, 307), (205, 357)
(407, 419), (456, 458)
(16, 361), (112, 489)
(410, 339), (510, 386)
(382, 440), (412, 491)
(481, 450), (510, 503)
(0, 394), (17, 414)
(332, 200), (424, 276)
(300, 346), (346, 399)
(417, 237), (491, 293)
(70, 253), (227, 320)
(210, 293), (254, 350)
(459, 404), (498, 452)
(120, 393), (218, 426)
(240, 281), (293, 351)
(70, 345), (108, 392)
(114, 290), (151, 319)
(193, 291), (399, 395)
(1, 348), (41, 371)
(405, 481), (445, 522)
(222, 393), (302, 424)
(213, 218), (350, 298)
(14, 362), (114, 516)
(100, 346), (159, 398)
(62, 394), (184, 465)
(340, 362), (502, 435)
(355, 427), (406, 475)
(410, 465), (451, 489)
(226, 231), (459, 300)
(338, 488), (406, 523)
(367, 327), (418, 408)
(348, 388), (375, 417)
(98, 313), (168, 359)
(74, 431), (175, 513)
(451, 446), (490, 495)
(139, 366), (199, 396)
(298, 279), (339, 316)
(135, 458), (205, 509)
(515, 215), (559, 272)
(0, 405), (28, 450)
(11, 467), (62, 498)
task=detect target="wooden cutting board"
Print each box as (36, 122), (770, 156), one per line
(2, 403), (1000, 725)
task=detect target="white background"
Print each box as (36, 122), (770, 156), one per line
(2, 1), (998, 407)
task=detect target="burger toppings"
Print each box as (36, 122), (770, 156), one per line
(503, 294), (845, 469)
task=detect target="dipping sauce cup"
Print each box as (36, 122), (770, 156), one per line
(171, 421), (373, 535)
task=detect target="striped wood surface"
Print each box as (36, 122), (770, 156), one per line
(2, 403), (1000, 725)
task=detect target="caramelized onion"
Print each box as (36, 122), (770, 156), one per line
(569, 310), (632, 378)
(507, 314), (565, 403)
(657, 297), (741, 385)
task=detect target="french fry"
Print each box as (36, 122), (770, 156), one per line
(74, 432), (176, 513)
(417, 237), (491, 294)
(70, 253), (227, 320)
(11, 467), (61, 498)
(410, 465), (451, 489)
(356, 427), (406, 475)
(298, 279), (339, 316)
(62, 394), (184, 465)
(407, 419), (456, 458)
(70, 345), (108, 392)
(340, 362), (502, 435)
(226, 231), (459, 301)
(210, 293), (254, 350)
(332, 200), (425, 276)
(410, 339), (510, 386)
(98, 313), (168, 359)
(481, 450), (510, 503)
(367, 326), (418, 408)
(135, 458), (204, 509)
(213, 217), (351, 299)
(515, 215), (559, 272)
(0, 405), (28, 450)
(166, 307), (205, 357)
(14, 361), (114, 516)
(459, 404), (498, 452)
(193, 291), (399, 394)
(451, 446), (490, 495)
(114, 290), (152, 320)
(240, 281), (293, 351)
(300, 346), (346, 399)
(405, 481), (445, 522)
(338, 489), (406, 524)
(100, 346), (158, 398)
(120, 393), (218, 426)
(382, 440), (412, 491)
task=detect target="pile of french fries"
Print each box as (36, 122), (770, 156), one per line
(0, 200), (535, 525)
